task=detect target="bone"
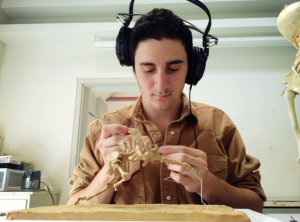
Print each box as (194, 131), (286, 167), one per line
(282, 90), (300, 165)
(74, 128), (194, 204)
(277, 1), (300, 49)
(282, 67), (300, 94)
(74, 174), (117, 205)
(295, 51), (300, 73)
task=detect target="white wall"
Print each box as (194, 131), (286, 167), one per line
(0, 40), (4, 153)
(96, 97), (108, 117)
(0, 43), (299, 205)
(86, 91), (97, 138)
(0, 40), (5, 78)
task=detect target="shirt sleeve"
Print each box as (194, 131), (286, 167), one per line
(215, 110), (267, 202)
(68, 120), (104, 200)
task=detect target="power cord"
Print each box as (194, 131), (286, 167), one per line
(40, 181), (54, 205)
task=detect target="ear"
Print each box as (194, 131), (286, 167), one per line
(132, 69), (137, 79)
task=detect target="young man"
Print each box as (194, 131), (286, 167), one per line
(67, 9), (266, 212)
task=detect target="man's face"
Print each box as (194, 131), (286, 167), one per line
(133, 38), (188, 111)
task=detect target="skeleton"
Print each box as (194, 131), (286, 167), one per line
(278, 2), (300, 165)
(74, 128), (193, 205)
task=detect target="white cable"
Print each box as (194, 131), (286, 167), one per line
(164, 168), (209, 209)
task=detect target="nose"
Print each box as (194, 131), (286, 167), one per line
(155, 70), (169, 93)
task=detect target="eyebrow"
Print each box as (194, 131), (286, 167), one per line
(139, 60), (184, 66)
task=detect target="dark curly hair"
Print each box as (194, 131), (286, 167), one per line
(130, 8), (193, 71)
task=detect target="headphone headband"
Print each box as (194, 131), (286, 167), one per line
(117, 0), (218, 49)
(125, 0), (215, 48)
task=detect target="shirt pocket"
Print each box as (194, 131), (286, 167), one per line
(207, 155), (227, 180)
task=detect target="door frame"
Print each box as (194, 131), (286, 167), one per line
(69, 78), (138, 177)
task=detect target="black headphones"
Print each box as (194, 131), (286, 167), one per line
(115, 0), (218, 86)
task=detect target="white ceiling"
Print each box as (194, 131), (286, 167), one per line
(0, 0), (294, 23)
(0, 0), (295, 47)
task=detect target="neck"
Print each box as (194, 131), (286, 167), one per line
(141, 97), (183, 135)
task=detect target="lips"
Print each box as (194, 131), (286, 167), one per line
(153, 94), (170, 99)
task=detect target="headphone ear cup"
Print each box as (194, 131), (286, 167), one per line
(116, 27), (132, 66)
(185, 46), (207, 85)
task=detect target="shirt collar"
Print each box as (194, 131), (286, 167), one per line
(117, 92), (197, 123)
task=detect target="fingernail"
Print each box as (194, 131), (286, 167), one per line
(159, 146), (165, 153)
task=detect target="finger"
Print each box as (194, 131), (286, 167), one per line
(100, 124), (129, 139)
(103, 135), (132, 148)
(167, 164), (191, 174)
(169, 170), (205, 188)
(167, 162), (207, 178)
(163, 152), (207, 170)
(159, 145), (206, 159)
(118, 128), (132, 136)
(169, 170), (195, 184)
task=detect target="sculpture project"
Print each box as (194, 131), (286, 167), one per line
(75, 128), (195, 205)
(277, 2), (300, 165)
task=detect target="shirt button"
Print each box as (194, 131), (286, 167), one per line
(75, 182), (78, 186)
(166, 195), (172, 201)
(170, 131), (175, 135)
(153, 134), (157, 138)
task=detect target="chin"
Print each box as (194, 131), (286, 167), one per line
(151, 101), (175, 110)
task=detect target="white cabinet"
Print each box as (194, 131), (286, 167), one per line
(0, 191), (60, 218)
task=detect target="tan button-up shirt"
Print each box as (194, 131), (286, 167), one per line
(68, 94), (266, 204)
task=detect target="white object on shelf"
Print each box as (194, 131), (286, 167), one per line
(0, 155), (22, 165)
(0, 168), (24, 191)
(40, 175), (54, 191)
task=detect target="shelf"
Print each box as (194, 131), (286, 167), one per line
(0, 190), (60, 196)
(264, 201), (300, 207)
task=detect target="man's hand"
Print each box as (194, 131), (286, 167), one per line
(97, 124), (132, 167)
(67, 124), (132, 205)
(159, 145), (208, 193)
(159, 145), (264, 212)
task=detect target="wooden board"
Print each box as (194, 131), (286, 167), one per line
(6, 204), (250, 221)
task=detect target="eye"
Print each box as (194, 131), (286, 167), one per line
(144, 70), (154, 73)
(167, 65), (180, 73)
(168, 68), (179, 73)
